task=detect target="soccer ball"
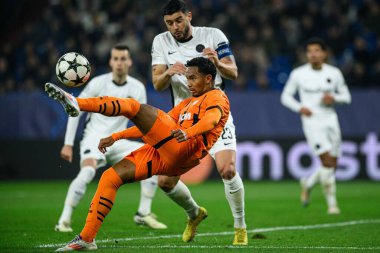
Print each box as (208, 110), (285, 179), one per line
(56, 52), (91, 87)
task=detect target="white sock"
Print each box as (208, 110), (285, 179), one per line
(320, 167), (338, 208)
(223, 173), (246, 229)
(305, 168), (321, 189)
(137, 175), (158, 216)
(58, 166), (96, 225)
(165, 180), (199, 219)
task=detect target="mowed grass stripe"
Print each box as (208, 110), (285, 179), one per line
(37, 218), (380, 248)
(101, 245), (380, 251)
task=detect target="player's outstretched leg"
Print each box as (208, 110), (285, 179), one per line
(45, 82), (80, 117)
(56, 167), (123, 251)
(46, 82), (158, 136)
(134, 176), (167, 229)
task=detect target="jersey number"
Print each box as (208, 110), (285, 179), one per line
(221, 127), (233, 140)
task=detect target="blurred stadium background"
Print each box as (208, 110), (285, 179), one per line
(0, 0), (379, 182)
(1, 1), (380, 252)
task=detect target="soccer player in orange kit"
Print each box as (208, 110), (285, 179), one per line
(45, 57), (230, 251)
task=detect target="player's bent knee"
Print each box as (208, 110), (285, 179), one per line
(218, 162), (236, 180)
(158, 176), (178, 192)
(321, 158), (336, 168)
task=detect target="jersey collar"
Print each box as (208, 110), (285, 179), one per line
(112, 80), (127, 86)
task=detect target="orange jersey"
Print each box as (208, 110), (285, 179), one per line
(168, 89), (230, 151)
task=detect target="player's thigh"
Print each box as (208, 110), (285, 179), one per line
(113, 158), (136, 183)
(209, 115), (237, 176)
(124, 145), (169, 181)
(303, 122), (332, 156)
(327, 121), (342, 157)
(142, 110), (178, 147)
(209, 114), (237, 159)
(80, 136), (106, 168)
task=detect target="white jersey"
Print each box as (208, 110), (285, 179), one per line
(151, 26), (232, 106)
(151, 26), (237, 157)
(281, 63), (351, 156)
(64, 73), (147, 146)
(281, 63), (351, 117)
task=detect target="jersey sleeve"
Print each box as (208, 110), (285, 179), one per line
(64, 78), (99, 145)
(111, 126), (143, 140)
(184, 92), (229, 138)
(212, 28), (233, 60)
(205, 92), (230, 118)
(136, 81), (147, 104)
(281, 71), (302, 113)
(151, 35), (167, 66)
(333, 70), (351, 104)
(63, 112), (83, 146)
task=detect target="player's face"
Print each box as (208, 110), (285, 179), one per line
(164, 11), (192, 42)
(186, 66), (212, 97)
(306, 44), (326, 67)
(109, 49), (132, 76)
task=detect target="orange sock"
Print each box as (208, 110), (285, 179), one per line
(80, 168), (123, 242)
(76, 96), (141, 118)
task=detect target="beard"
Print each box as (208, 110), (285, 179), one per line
(173, 24), (191, 42)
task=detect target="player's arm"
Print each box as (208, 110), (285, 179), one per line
(151, 35), (187, 91)
(152, 63), (187, 91)
(325, 70), (351, 105)
(280, 71), (311, 115)
(203, 48), (238, 80)
(205, 29), (238, 80)
(98, 126), (143, 154)
(61, 115), (83, 163)
(112, 126), (143, 141)
(61, 82), (94, 162)
(172, 107), (222, 143)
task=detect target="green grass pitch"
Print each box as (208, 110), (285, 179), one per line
(1, 181), (379, 252)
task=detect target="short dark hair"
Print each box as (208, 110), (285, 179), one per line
(112, 43), (130, 51)
(186, 57), (216, 81)
(305, 37), (327, 51)
(162, 0), (188, 16)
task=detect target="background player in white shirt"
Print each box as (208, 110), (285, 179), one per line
(55, 44), (166, 232)
(151, 0), (247, 245)
(281, 38), (351, 214)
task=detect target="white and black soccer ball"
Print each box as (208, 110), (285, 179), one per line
(56, 52), (91, 87)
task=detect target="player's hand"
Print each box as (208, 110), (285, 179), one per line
(171, 129), (188, 143)
(322, 93), (335, 106)
(167, 62), (187, 76)
(98, 136), (115, 154)
(202, 48), (219, 65)
(300, 107), (312, 117)
(61, 145), (73, 163)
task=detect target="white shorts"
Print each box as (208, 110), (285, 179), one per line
(208, 113), (237, 159)
(302, 113), (342, 157)
(80, 134), (144, 168)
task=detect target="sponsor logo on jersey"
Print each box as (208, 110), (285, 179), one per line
(179, 112), (191, 121)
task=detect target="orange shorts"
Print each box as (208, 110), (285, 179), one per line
(124, 110), (205, 181)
